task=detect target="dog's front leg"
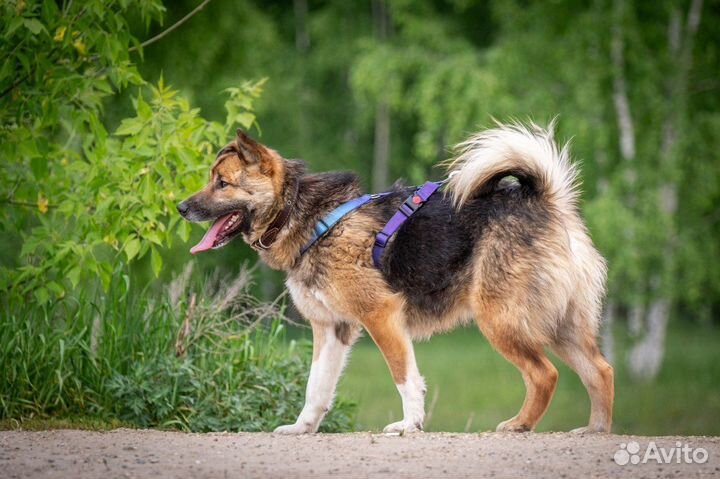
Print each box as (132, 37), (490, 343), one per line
(274, 321), (356, 434)
(361, 296), (426, 434)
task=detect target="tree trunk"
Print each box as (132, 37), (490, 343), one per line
(371, 0), (391, 192)
(294, 0), (310, 52)
(601, 301), (616, 365)
(294, 0), (310, 147)
(608, 0), (639, 361)
(372, 101), (391, 191)
(611, 0), (636, 164)
(629, 288), (670, 379)
(628, 0), (703, 381)
(628, 304), (644, 337)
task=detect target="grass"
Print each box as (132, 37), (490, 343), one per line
(0, 417), (133, 431)
(337, 323), (720, 436)
(3, 259), (717, 436)
(0, 264), (355, 432)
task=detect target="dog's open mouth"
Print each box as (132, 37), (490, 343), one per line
(190, 211), (244, 254)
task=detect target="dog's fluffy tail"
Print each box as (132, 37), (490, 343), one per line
(444, 121), (580, 214)
(446, 121), (608, 335)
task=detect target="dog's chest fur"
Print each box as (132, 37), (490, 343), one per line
(284, 208), (382, 325)
(286, 277), (341, 324)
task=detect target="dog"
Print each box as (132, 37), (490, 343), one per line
(177, 122), (613, 434)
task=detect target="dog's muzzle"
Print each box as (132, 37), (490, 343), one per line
(176, 201), (190, 217)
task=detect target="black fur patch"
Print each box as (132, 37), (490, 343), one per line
(378, 182), (549, 322)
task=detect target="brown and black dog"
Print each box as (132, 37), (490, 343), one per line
(177, 122), (613, 434)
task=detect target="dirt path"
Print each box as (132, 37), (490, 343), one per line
(1, 429), (718, 478)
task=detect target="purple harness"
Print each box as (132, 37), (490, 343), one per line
(299, 180), (443, 268)
(371, 181), (442, 267)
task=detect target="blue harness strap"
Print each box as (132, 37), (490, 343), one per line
(300, 193), (391, 255)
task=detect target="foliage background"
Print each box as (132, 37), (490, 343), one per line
(1, 0), (718, 434)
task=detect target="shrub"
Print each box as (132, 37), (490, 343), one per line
(0, 264), (356, 432)
(1, 0), (264, 301)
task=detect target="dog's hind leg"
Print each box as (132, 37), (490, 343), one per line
(359, 295), (426, 434)
(474, 301), (558, 432)
(274, 320), (360, 434)
(551, 329), (614, 434)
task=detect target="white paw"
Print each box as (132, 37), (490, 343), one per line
(383, 420), (423, 434)
(273, 423), (314, 435)
(570, 425), (608, 434)
(495, 418), (531, 433)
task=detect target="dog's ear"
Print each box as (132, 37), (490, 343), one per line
(235, 129), (264, 164)
(236, 128), (278, 176)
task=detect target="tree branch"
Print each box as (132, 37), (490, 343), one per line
(0, 198), (53, 209)
(0, 71), (33, 99)
(128, 0), (214, 53)
(1, 5), (90, 100)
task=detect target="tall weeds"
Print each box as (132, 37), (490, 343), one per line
(0, 264), (355, 432)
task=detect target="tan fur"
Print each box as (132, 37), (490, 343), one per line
(310, 321), (327, 362)
(183, 124), (613, 434)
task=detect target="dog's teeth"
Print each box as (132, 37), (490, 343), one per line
(221, 213), (240, 233)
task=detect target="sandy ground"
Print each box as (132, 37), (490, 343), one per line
(1, 429), (719, 479)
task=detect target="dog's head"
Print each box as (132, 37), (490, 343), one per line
(177, 129), (284, 253)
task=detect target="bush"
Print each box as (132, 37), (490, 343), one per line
(1, 1), (264, 301)
(0, 264), (356, 432)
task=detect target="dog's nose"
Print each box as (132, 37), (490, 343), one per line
(177, 201), (189, 216)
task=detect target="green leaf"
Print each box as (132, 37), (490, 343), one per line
(124, 237), (141, 261)
(46, 281), (64, 298)
(116, 118), (145, 136)
(23, 19), (45, 35)
(179, 221), (191, 243)
(30, 156), (49, 179)
(34, 287), (49, 304)
(234, 112), (255, 129)
(67, 266), (82, 289)
(137, 95), (152, 120)
(100, 268), (112, 291)
(36, 137), (49, 155)
(145, 230), (163, 245)
(5, 17), (24, 37)
(151, 247), (162, 277)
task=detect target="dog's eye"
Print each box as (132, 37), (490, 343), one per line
(218, 180), (229, 189)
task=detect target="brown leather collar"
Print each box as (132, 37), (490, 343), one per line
(252, 177), (300, 250)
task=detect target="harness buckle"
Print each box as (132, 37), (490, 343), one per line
(374, 231), (390, 248)
(401, 195), (422, 214)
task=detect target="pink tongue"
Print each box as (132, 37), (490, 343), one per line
(190, 213), (233, 254)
